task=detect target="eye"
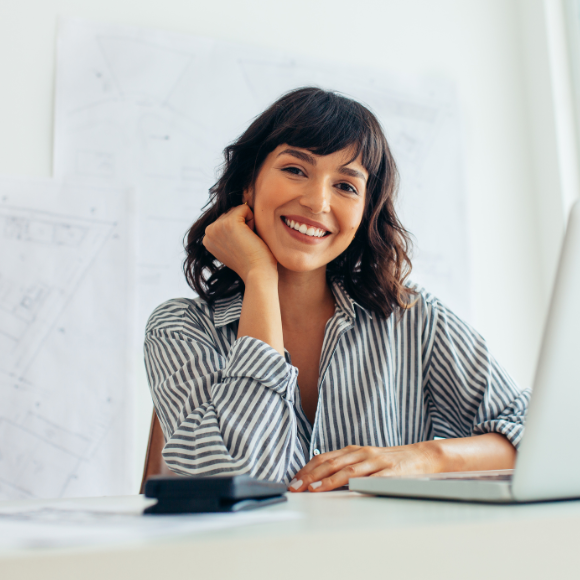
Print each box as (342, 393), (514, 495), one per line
(281, 166), (306, 177)
(336, 182), (358, 195)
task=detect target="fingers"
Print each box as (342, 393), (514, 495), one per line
(201, 202), (267, 276)
(201, 204), (254, 250)
(289, 446), (385, 493)
(227, 203), (255, 231)
(237, 202), (254, 221)
(287, 446), (416, 493)
(292, 447), (358, 481)
(290, 454), (386, 493)
(311, 458), (382, 492)
(288, 443), (437, 494)
(219, 203), (254, 226)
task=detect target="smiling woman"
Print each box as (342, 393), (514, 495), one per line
(184, 88), (414, 320)
(144, 88), (529, 492)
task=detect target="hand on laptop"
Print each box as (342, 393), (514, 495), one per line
(288, 443), (439, 493)
(287, 434), (516, 492)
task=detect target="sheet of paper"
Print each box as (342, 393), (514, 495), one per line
(0, 177), (133, 500)
(0, 495), (300, 553)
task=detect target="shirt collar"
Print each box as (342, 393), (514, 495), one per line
(211, 279), (370, 328)
(330, 279), (371, 320)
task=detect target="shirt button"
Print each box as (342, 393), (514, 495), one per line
(313, 449), (320, 456)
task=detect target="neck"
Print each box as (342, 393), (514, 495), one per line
(277, 265), (335, 331)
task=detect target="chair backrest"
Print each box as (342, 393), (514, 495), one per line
(140, 411), (174, 493)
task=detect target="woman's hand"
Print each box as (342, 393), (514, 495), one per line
(203, 204), (278, 282)
(288, 434), (516, 492)
(288, 443), (442, 492)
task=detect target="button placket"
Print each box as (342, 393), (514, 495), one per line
(309, 310), (355, 459)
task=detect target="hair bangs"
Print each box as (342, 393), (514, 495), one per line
(264, 89), (384, 177)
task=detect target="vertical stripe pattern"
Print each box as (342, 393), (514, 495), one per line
(144, 281), (530, 483)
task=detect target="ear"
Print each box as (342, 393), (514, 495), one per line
(242, 187), (254, 207)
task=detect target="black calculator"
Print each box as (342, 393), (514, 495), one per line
(144, 475), (287, 514)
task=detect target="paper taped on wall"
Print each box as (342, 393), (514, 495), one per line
(0, 177), (133, 500)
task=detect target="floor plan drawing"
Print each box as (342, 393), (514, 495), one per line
(0, 177), (132, 500)
(0, 207), (114, 378)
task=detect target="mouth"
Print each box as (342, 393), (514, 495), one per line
(281, 216), (331, 239)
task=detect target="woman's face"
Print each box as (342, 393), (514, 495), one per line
(247, 144), (368, 273)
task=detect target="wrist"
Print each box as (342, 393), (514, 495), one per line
(416, 439), (448, 473)
(243, 267), (278, 286)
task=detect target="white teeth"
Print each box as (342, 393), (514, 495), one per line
(284, 218), (326, 238)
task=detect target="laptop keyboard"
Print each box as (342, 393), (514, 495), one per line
(440, 473), (513, 481)
(429, 469), (514, 482)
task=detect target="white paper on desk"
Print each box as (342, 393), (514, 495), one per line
(0, 177), (133, 500)
(0, 496), (300, 552)
(53, 17), (471, 354)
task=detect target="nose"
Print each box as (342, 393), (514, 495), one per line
(299, 179), (331, 214)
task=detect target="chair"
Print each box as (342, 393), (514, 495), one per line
(140, 411), (175, 493)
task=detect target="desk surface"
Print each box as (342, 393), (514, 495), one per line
(2, 491), (580, 580)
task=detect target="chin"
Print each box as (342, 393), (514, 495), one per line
(275, 255), (325, 273)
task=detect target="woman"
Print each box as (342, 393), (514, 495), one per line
(144, 87), (529, 493)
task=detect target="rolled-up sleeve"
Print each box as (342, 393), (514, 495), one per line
(422, 297), (530, 448)
(144, 300), (302, 482)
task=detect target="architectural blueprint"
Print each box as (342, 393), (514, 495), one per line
(53, 18), (470, 471)
(0, 177), (132, 500)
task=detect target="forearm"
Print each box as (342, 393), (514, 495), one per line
(146, 331), (302, 480)
(422, 433), (517, 473)
(163, 382), (299, 480)
(238, 270), (284, 355)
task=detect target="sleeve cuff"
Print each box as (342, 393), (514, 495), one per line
(472, 389), (531, 449)
(222, 336), (298, 400)
(472, 420), (525, 448)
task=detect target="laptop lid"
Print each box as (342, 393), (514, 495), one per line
(512, 200), (580, 501)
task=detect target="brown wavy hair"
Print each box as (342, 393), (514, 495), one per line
(184, 87), (415, 319)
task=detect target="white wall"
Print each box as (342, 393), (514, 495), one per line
(0, 0), (572, 483)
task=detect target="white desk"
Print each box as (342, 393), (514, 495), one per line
(2, 491), (580, 580)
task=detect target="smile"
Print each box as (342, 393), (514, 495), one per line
(282, 217), (329, 238)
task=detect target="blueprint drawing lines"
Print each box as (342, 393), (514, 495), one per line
(0, 206), (115, 379)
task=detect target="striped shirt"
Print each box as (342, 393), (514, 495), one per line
(144, 280), (530, 483)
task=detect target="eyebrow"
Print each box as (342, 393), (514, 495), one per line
(276, 148), (316, 165)
(277, 148), (367, 182)
(338, 166), (367, 182)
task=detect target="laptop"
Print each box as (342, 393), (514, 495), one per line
(350, 200), (580, 503)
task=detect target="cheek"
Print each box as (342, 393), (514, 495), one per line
(254, 197), (278, 231)
(343, 206), (365, 237)
(252, 189), (283, 241)
(254, 177), (295, 227)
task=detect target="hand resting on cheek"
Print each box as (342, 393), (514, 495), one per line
(202, 203), (278, 283)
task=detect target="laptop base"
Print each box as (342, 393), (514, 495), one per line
(349, 470), (515, 503)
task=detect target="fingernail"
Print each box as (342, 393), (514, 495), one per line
(290, 479), (303, 490)
(310, 481), (322, 490)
